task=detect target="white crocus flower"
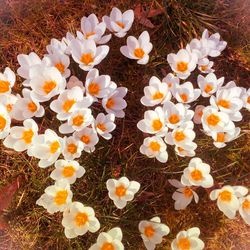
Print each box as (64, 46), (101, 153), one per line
(171, 227), (205, 250)
(29, 129), (64, 168)
(239, 195), (250, 225)
(173, 82), (201, 104)
(89, 227), (124, 250)
(73, 127), (99, 153)
(3, 119), (38, 154)
(174, 143), (197, 158)
(210, 185), (248, 219)
(162, 73), (180, 93)
(67, 75), (85, 90)
(70, 38), (109, 71)
(78, 13), (111, 44)
(197, 58), (214, 73)
(46, 37), (68, 55)
(0, 104), (11, 139)
(120, 31), (153, 65)
(106, 177), (140, 209)
(62, 136), (84, 160)
(102, 87), (127, 118)
(181, 157), (214, 188)
(137, 106), (167, 136)
(188, 38), (210, 59)
(210, 87), (243, 122)
(163, 101), (194, 129)
(12, 88), (45, 120)
(197, 73), (224, 97)
(50, 159), (85, 184)
(241, 88), (250, 111)
(94, 113), (116, 140)
(0, 67), (16, 95)
(169, 179), (199, 210)
(0, 93), (18, 118)
(140, 76), (171, 107)
(59, 108), (94, 134)
(62, 201), (100, 239)
(103, 7), (134, 38)
(139, 217), (170, 250)
(36, 180), (73, 214)
(193, 105), (205, 125)
(139, 136), (168, 163)
(167, 49), (198, 79)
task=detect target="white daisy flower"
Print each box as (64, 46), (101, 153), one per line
(12, 88), (45, 120)
(66, 76), (85, 90)
(103, 7), (134, 38)
(50, 159), (85, 184)
(197, 58), (214, 74)
(62, 201), (100, 239)
(137, 106), (167, 136)
(140, 76), (171, 107)
(29, 129), (64, 168)
(29, 66), (66, 102)
(172, 82), (201, 104)
(210, 127), (241, 148)
(167, 49), (198, 79)
(197, 73), (224, 97)
(120, 31), (153, 65)
(239, 195), (250, 225)
(62, 136), (84, 160)
(89, 227), (124, 250)
(163, 101), (194, 129)
(106, 176), (140, 209)
(70, 38), (109, 71)
(193, 105), (205, 125)
(139, 136), (168, 163)
(94, 113), (116, 140)
(210, 87), (243, 122)
(139, 216), (170, 250)
(0, 104), (11, 139)
(210, 185), (248, 219)
(0, 93), (18, 117)
(201, 106), (235, 133)
(78, 13), (111, 44)
(36, 179), (73, 214)
(3, 118), (38, 154)
(181, 157), (214, 188)
(162, 73), (180, 93)
(73, 127), (99, 153)
(85, 68), (116, 100)
(102, 87), (127, 118)
(0, 67), (16, 95)
(50, 86), (91, 121)
(169, 179), (199, 210)
(171, 227), (205, 250)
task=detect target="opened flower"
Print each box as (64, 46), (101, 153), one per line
(162, 73), (180, 93)
(197, 58), (214, 74)
(62, 136), (84, 160)
(0, 67), (16, 95)
(0, 93), (18, 118)
(0, 104), (11, 139)
(239, 195), (250, 225)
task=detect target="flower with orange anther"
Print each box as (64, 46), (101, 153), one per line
(239, 194), (250, 225)
(0, 67), (16, 95)
(0, 104), (11, 139)
(62, 136), (84, 160)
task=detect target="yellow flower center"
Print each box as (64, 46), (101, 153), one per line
(180, 93), (188, 103)
(169, 114), (180, 124)
(55, 62), (65, 73)
(0, 80), (10, 93)
(42, 80), (57, 94)
(22, 129), (34, 144)
(97, 123), (106, 132)
(88, 82), (100, 95)
(152, 91), (164, 100)
(81, 135), (90, 144)
(204, 84), (213, 93)
(54, 190), (68, 205)
(200, 65), (208, 71)
(85, 31), (96, 38)
(183, 187), (193, 197)
(62, 99), (76, 113)
(115, 185), (127, 197)
(219, 190), (232, 202)
(72, 115), (84, 127)
(75, 212), (88, 227)
(206, 114), (220, 126)
(247, 96), (250, 104)
(80, 53), (94, 65)
(106, 98), (115, 109)
(50, 141), (60, 154)
(177, 146), (184, 152)
(116, 21), (125, 29)
(134, 48), (145, 59)
(168, 82), (172, 88)
(62, 166), (75, 178)
(217, 99), (230, 109)
(28, 101), (37, 112)
(177, 62), (188, 72)
(6, 104), (13, 112)
(177, 237), (191, 250)
(216, 132), (225, 142)
(67, 143), (77, 154)
(152, 119), (163, 131)
(190, 169), (203, 181)
(149, 141), (161, 152)
(174, 131), (186, 142)
(198, 110), (203, 117)
(101, 242), (115, 250)
(0, 115), (7, 130)
(144, 225), (155, 238)
(242, 199), (250, 210)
